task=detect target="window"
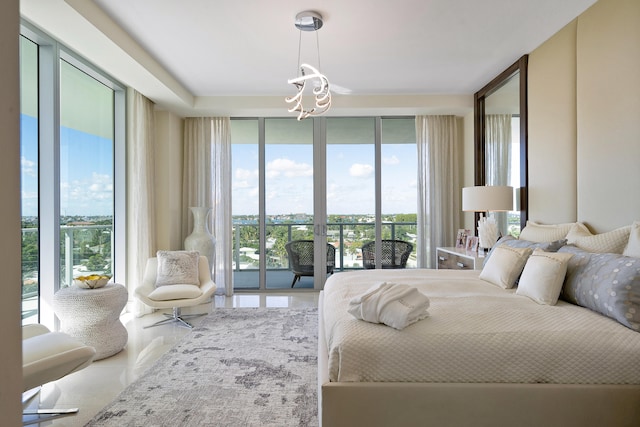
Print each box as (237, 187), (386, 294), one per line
(19, 24), (125, 325)
(231, 117), (416, 290)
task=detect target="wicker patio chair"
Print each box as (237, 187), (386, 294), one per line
(285, 240), (336, 288)
(361, 239), (413, 269)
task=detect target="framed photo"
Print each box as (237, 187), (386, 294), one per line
(456, 229), (470, 248)
(468, 236), (479, 252)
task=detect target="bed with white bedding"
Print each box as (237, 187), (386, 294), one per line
(318, 265), (640, 426)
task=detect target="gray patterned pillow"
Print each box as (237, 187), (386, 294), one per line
(156, 250), (200, 287)
(559, 245), (640, 331)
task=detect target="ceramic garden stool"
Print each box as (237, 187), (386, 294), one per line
(53, 283), (128, 360)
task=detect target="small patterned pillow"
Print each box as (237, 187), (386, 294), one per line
(566, 223), (631, 254)
(516, 248), (574, 305)
(479, 246), (532, 289)
(559, 245), (640, 331)
(156, 250), (200, 287)
(623, 221), (640, 258)
(519, 221), (575, 243)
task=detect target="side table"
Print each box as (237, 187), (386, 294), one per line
(436, 247), (484, 270)
(53, 283), (128, 360)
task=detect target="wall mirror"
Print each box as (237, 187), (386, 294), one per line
(474, 55), (528, 236)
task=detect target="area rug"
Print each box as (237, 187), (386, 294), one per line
(86, 308), (318, 427)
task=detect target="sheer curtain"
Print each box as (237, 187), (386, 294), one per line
(183, 117), (233, 296)
(416, 115), (461, 268)
(126, 89), (156, 316)
(485, 114), (512, 235)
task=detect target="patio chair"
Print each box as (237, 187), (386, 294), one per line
(362, 239), (413, 269)
(285, 240), (336, 288)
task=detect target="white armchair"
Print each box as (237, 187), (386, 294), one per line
(22, 324), (96, 423)
(135, 255), (216, 328)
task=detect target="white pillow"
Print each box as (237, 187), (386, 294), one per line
(155, 250), (200, 287)
(519, 221), (574, 243)
(516, 249), (574, 305)
(566, 223), (631, 254)
(479, 246), (532, 289)
(623, 221), (640, 258)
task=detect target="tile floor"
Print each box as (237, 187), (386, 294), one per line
(23, 292), (319, 426)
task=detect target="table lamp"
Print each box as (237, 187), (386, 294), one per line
(462, 186), (513, 251)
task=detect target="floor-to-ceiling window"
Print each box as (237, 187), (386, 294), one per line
(20, 35), (39, 322)
(19, 23), (125, 326)
(231, 117), (416, 291)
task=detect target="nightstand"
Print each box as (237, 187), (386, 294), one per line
(436, 247), (484, 270)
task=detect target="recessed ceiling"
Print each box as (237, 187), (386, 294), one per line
(21, 0), (597, 116)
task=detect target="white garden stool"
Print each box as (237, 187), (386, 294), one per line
(53, 283), (128, 360)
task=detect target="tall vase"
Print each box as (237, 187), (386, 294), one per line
(184, 207), (216, 274)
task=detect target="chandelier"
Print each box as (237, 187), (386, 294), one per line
(285, 11), (332, 120)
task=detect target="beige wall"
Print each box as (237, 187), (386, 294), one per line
(154, 110), (184, 250)
(575, 0), (640, 231)
(527, 0), (640, 232)
(1, 0), (25, 424)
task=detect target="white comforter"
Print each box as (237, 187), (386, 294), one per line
(323, 269), (640, 384)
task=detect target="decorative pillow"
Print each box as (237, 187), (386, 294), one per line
(516, 249), (574, 305)
(566, 223), (631, 254)
(559, 245), (640, 330)
(623, 221), (640, 258)
(148, 283), (203, 301)
(483, 235), (566, 267)
(155, 250), (200, 287)
(519, 221), (575, 243)
(479, 246), (532, 289)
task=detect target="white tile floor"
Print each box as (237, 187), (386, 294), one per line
(23, 292), (319, 426)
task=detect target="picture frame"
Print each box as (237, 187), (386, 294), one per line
(456, 229), (470, 248)
(469, 236), (479, 252)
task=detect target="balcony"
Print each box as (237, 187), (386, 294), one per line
(232, 220), (417, 289)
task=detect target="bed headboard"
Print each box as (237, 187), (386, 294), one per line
(527, 0), (639, 233)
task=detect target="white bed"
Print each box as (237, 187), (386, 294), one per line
(318, 268), (640, 427)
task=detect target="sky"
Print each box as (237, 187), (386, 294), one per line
(21, 114), (114, 217)
(232, 141), (418, 217)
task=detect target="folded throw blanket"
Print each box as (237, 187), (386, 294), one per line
(348, 282), (430, 330)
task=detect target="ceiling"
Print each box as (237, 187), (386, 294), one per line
(21, 0), (597, 117)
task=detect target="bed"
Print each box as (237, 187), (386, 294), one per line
(318, 227), (640, 426)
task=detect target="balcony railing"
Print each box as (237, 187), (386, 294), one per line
(232, 221), (418, 273)
(21, 224), (113, 300)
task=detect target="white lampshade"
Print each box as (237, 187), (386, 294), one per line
(462, 186), (514, 212)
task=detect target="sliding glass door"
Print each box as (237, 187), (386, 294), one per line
(231, 117), (417, 291)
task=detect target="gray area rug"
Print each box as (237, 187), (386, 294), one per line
(86, 308), (318, 427)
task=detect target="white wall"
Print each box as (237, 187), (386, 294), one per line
(0, 0), (25, 424)
(527, 0), (640, 232)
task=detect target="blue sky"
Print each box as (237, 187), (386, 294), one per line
(232, 142), (417, 216)
(21, 114), (114, 217)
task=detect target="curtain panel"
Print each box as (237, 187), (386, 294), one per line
(485, 114), (512, 235)
(126, 89), (157, 316)
(183, 117), (233, 296)
(416, 115), (461, 268)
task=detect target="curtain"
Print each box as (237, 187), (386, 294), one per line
(416, 115), (461, 268)
(210, 118), (233, 296)
(183, 117), (233, 296)
(485, 114), (512, 236)
(126, 89), (156, 316)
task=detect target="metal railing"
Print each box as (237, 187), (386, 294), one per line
(21, 224), (113, 294)
(232, 221), (418, 272)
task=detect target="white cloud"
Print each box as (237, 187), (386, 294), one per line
(383, 155), (400, 165)
(349, 163), (374, 178)
(266, 158), (313, 178)
(21, 156), (37, 177)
